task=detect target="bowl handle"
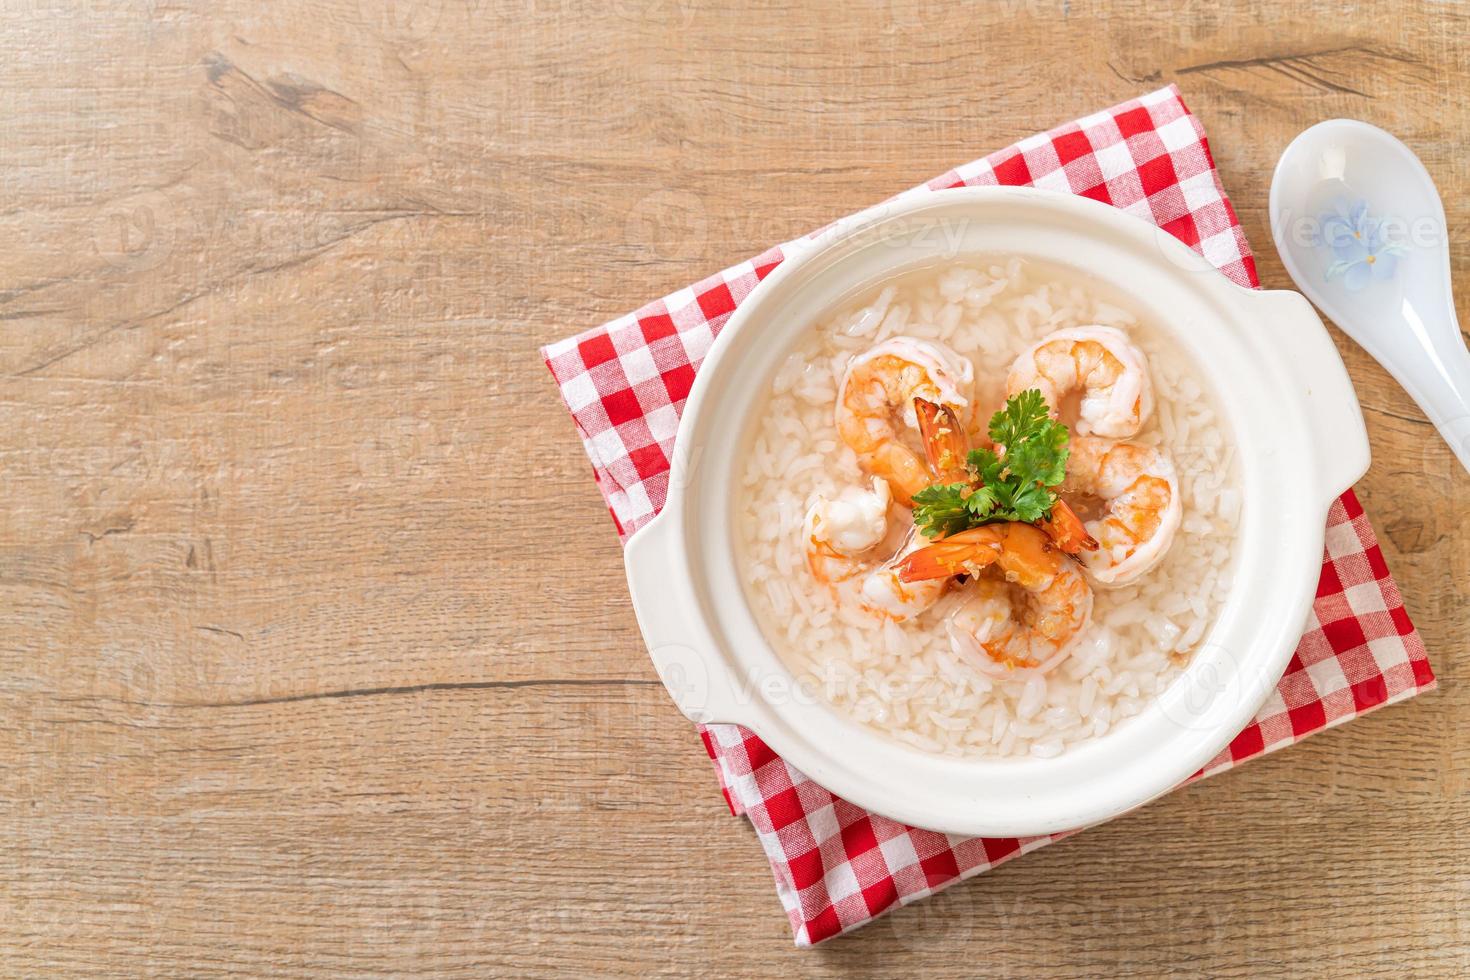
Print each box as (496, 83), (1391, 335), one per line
(623, 508), (748, 726)
(1252, 289), (1372, 498)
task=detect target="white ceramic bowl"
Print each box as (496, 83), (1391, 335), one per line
(623, 187), (1369, 837)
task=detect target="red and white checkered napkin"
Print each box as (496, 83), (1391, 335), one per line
(542, 85), (1436, 945)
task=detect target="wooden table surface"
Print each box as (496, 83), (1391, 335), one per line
(3, 1), (1467, 975)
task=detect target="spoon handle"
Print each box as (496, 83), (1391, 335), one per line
(1377, 311), (1470, 476)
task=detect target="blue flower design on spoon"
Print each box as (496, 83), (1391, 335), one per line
(1313, 198), (1408, 290)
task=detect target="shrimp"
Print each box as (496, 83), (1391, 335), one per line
(913, 396), (971, 484)
(1036, 501), (1098, 556)
(1059, 436), (1181, 585)
(896, 522), (1093, 671)
(913, 396), (1098, 556)
(803, 479), (948, 622)
(1006, 326), (1153, 438)
(804, 476), (891, 560)
(836, 337), (973, 505)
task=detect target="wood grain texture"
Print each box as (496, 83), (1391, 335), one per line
(2, 0), (1467, 975)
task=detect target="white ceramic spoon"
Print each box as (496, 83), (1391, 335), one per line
(1270, 119), (1470, 475)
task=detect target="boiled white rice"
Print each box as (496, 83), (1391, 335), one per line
(735, 257), (1241, 758)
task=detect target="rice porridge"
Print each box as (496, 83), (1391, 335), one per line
(734, 257), (1241, 759)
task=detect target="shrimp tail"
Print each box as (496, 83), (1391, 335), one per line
(895, 527), (1004, 582)
(913, 397), (971, 483)
(1037, 498), (1098, 555)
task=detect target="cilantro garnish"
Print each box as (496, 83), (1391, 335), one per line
(912, 390), (1070, 539)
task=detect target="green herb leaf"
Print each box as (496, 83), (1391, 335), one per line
(964, 483), (999, 521)
(966, 447), (1004, 488)
(1006, 419), (1069, 489)
(911, 482), (976, 539)
(911, 389), (1071, 538)
(1004, 480), (1055, 523)
(988, 388), (1051, 450)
